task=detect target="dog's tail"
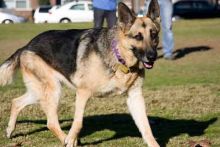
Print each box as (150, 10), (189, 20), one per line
(0, 48), (24, 86)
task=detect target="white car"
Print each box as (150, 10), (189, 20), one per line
(0, 12), (25, 24)
(47, 1), (93, 23)
(34, 5), (60, 23)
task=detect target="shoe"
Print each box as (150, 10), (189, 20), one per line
(164, 54), (174, 60)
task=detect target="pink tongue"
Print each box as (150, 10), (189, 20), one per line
(143, 62), (153, 69)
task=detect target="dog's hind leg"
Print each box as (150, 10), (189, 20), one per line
(12, 51), (66, 144)
(127, 78), (160, 147)
(65, 88), (91, 147)
(39, 79), (67, 144)
(6, 93), (38, 138)
(6, 68), (39, 138)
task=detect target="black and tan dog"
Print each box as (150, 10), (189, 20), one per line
(0, 1), (161, 147)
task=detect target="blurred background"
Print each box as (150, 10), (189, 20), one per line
(0, 0), (220, 23)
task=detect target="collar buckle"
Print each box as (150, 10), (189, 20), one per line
(113, 63), (130, 74)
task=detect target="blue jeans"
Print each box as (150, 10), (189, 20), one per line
(144, 0), (174, 57)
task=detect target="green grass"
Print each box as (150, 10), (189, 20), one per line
(0, 19), (220, 147)
(0, 22), (93, 40)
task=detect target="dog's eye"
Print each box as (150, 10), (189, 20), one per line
(133, 32), (143, 41)
(150, 30), (157, 39)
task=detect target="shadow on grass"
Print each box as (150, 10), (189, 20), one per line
(15, 114), (217, 147)
(157, 46), (212, 60)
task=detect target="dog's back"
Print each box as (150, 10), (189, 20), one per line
(26, 29), (86, 79)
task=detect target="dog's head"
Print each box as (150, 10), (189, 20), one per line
(117, 0), (160, 69)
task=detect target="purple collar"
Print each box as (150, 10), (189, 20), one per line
(111, 39), (126, 65)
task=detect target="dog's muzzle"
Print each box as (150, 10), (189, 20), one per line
(143, 50), (157, 69)
(131, 46), (157, 69)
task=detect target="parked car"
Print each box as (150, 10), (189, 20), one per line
(47, 1), (93, 23)
(173, 0), (220, 19)
(0, 12), (26, 24)
(34, 5), (60, 23)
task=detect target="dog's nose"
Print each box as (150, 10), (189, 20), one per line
(147, 50), (157, 61)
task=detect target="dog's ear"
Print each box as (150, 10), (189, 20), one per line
(118, 2), (136, 31)
(147, 0), (160, 24)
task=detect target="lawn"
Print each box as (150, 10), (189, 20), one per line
(0, 19), (220, 147)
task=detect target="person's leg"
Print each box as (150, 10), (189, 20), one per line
(106, 10), (117, 28)
(143, 0), (150, 15)
(93, 8), (105, 28)
(143, 0), (174, 59)
(159, 0), (174, 59)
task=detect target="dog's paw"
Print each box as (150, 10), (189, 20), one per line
(143, 136), (160, 147)
(64, 136), (78, 147)
(6, 127), (13, 138)
(149, 142), (160, 147)
(149, 141), (160, 147)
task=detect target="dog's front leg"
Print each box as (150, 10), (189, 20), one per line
(127, 78), (159, 147)
(65, 89), (91, 147)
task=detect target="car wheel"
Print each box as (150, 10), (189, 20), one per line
(60, 18), (71, 23)
(3, 19), (13, 24)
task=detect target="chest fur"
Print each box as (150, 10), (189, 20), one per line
(95, 70), (139, 96)
(73, 67), (139, 96)
(72, 52), (140, 96)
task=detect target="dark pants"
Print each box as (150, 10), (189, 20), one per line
(93, 7), (117, 29)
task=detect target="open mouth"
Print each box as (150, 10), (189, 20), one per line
(143, 61), (154, 69)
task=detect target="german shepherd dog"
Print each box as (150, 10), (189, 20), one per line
(0, 1), (160, 147)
